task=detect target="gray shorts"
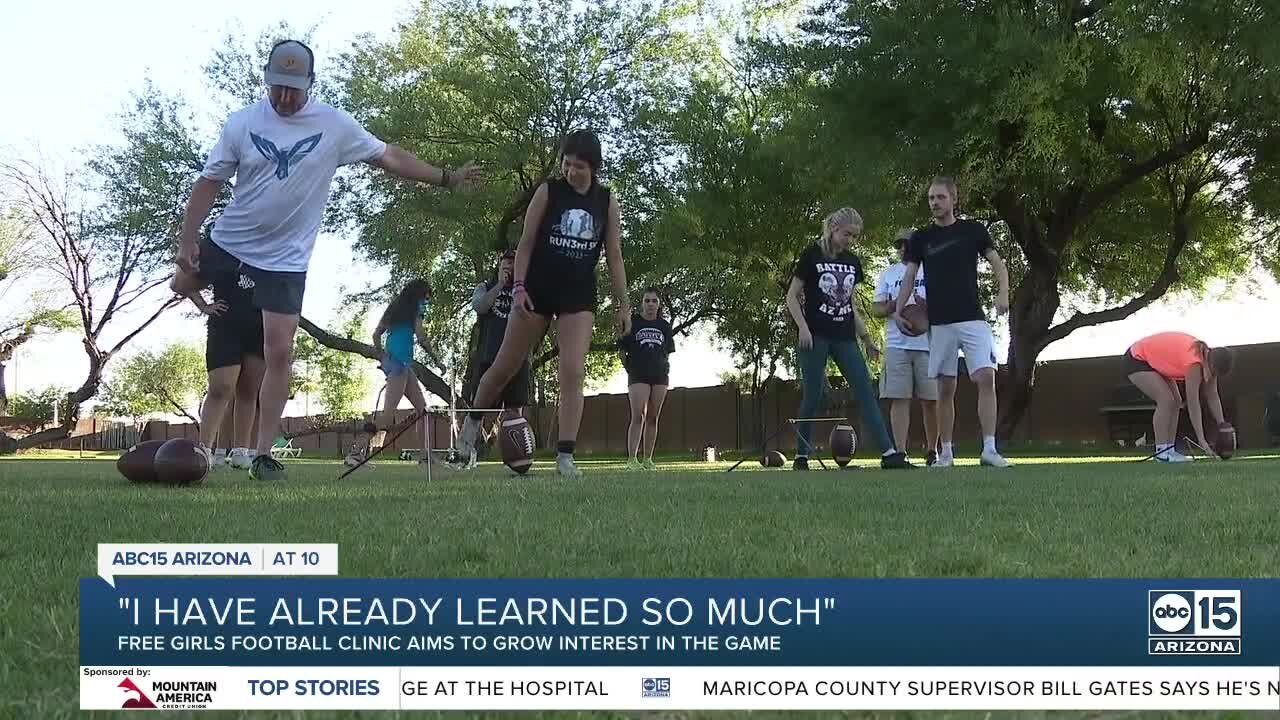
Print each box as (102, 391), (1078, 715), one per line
(879, 347), (938, 400)
(199, 239), (307, 315)
(928, 320), (997, 378)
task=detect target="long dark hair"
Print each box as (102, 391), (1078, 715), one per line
(380, 279), (431, 329)
(1196, 340), (1234, 380)
(561, 129), (602, 172)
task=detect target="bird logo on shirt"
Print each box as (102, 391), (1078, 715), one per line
(250, 132), (323, 180)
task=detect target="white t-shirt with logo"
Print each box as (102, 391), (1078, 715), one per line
(874, 261), (930, 351)
(201, 97), (387, 272)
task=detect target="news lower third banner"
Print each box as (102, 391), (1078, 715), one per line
(80, 546), (1280, 710)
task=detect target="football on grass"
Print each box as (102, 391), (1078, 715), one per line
(499, 417), (536, 475)
(830, 424), (857, 467)
(1214, 423), (1236, 459)
(154, 438), (209, 486)
(899, 299), (929, 337)
(760, 450), (787, 468)
(117, 440), (166, 483)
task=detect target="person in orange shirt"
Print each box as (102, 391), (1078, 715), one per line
(1124, 332), (1234, 462)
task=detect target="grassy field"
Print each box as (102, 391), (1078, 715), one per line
(2, 449), (1278, 719)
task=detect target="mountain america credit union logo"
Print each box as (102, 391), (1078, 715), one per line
(1148, 590), (1241, 655)
(118, 677), (156, 708)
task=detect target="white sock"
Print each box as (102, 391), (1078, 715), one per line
(1157, 442), (1172, 454)
(941, 442), (953, 456)
(882, 449), (895, 457)
(983, 436), (997, 453)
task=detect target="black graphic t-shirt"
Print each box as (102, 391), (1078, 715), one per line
(793, 243), (865, 340)
(619, 315), (676, 376)
(528, 177), (611, 297)
(904, 219), (993, 326)
(474, 278), (513, 364)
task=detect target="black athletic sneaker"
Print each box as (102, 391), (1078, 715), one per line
(793, 456), (809, 471)
(926, 450), (938, 467)
(881, 451), (915, 470)
(250, 454), (286, 481)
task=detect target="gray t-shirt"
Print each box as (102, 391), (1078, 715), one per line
(202, 97), (386, 272)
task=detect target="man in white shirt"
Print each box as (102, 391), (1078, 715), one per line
(171, 39), (482, 481)
(872, 229), (939, 465)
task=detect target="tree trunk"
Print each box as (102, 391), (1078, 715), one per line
(13, 345), (106, 450)
(996, 266), (1060, 441)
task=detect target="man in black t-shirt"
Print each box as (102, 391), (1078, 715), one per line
(464, 250), (530, 444)
(894, 176), (1010, 468)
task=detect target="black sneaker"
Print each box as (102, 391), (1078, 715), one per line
(250, 454), (286, 481)
(792, 456), (809, 471)
(926, 450), (937, 467)
(881, 451), (915, 469)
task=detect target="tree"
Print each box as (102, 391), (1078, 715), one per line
(0, 205), (78, 415)
(0, 155), (182, 452)
(793, 0), (1280, 438)
(6, 386), (71, 435)
(292, 307), (371, 421)
(98, 343), (207, 426)
(333, 0), (703, 385)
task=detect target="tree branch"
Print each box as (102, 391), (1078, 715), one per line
(1041, 204), (1192, 347)
(1078, 128), (1210, 218)
(1071, 0), (1112, 23)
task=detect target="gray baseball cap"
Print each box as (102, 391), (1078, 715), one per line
(264, 41), (314, 90)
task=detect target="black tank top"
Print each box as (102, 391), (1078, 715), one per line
(528, 177), (611, 295)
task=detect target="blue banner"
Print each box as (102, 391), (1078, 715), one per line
(80, 578), (1278, 667)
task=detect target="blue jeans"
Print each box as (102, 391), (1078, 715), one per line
(796, 335), (895, 456)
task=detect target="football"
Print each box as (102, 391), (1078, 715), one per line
(760, 450), (787, 467)
(498, 416), (536, 474)
(1214, 423), (1236, 459)
(116, 440), (166, 483)
(830, 424), (857, 467)
(899, 299), (929, 337)
(153, 438), (209, 486)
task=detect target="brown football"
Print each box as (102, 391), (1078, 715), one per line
(1214, 424), (1236, 460)
(830, 424), (857, 467)
(899, 300), (929, 337)
(117, 440), (166, 483)
(154, 438), (209, 486)
(760, 450), (787, 468)
(499, 416), (536, 475)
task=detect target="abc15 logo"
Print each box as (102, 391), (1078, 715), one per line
(1148, 590), (1241, 637)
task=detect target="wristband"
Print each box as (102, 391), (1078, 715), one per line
(512, 281), (526, 293)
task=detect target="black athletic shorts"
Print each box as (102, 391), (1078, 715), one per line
(626, 363), (669, 387)
(1123, 349), (1156, 376)
(199, 238), (308, 316)
(206, 312), (264, 371)
(464, 360), (531, 409)
(525, 277), (595, 318)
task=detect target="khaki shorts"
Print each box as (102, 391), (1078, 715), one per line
(879, 347), (938, 400)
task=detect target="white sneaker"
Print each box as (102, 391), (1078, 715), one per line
(932, 453), (954, 467)
(196, 444), (214, 468)
(1157, 450), (1192, 463)
(557, 453), (582, 478)
(228, 448), (254, 469)
(212, 448), (227, 467)
(980, 449), (1011, 468)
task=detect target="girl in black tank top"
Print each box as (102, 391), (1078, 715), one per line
(456, 130), (631, 478)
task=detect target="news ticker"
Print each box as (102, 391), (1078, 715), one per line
(80, 666), (1280, 711)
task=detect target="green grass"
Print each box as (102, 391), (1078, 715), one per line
(2, 451), (1279, 719)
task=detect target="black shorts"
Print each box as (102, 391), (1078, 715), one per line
(207, 312), (265, 371)
(1123, 349), (1156, 376)
(464, 360), (531, 408)
(626, 364), (669, 387)
(525, 279), (595, 318)
(199, 239), (308, 315)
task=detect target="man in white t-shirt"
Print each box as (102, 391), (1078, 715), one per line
(171, 39), (482, 481)
(872, 229), (939, 465)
